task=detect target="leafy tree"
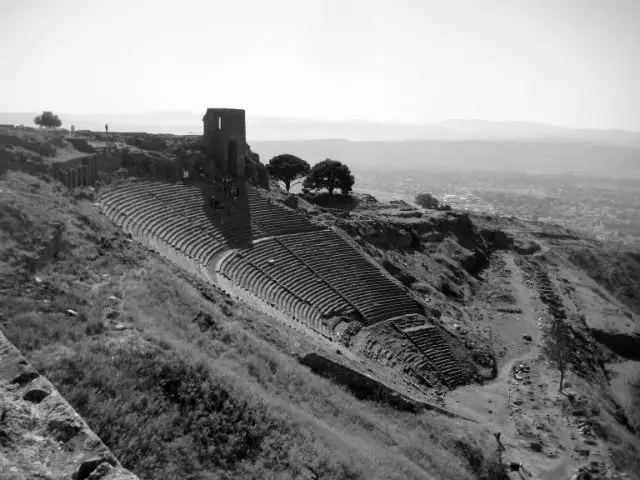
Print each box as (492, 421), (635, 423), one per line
(545, 318), (572, 393)
(415, 193), (440, 209)
(303, 159), (355, 195)
(267, 154), (310, 191)
(34, 111), (62, 128)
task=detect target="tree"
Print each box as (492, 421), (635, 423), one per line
(303, 159), (355, 195)
(267, 154), (310, 191)
(545, 318), (572, 393)
(34, 111), (62, 128)
(415, 193), (440, 209)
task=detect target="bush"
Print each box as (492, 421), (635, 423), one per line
(85, 320), (105, 336)
(451, 438), (508, 480)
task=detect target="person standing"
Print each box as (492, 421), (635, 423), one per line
(105, 123), (109, 134)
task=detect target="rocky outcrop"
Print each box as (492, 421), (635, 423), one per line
(0, 331), (138, 480)
(299, 353), (424, 412)
(338, 219), (417, 249)
(590, 330), (640, 360)
(35, 222), (65, 269)
(66, 137), (95, 153)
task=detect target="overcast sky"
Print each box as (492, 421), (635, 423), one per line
(1, 0), (639, 130)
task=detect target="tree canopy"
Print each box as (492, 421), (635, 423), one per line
(267, 154), (310, 191)
(415, 193), (440, 209)
(303, 159), (355, 195)
(34, 111), (62, 128)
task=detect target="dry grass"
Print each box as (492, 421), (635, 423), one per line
(0, 170), (503, 479)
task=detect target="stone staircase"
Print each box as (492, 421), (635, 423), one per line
(401, 326), (467, 387)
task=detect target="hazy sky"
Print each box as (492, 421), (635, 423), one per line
(2, 0), (639, 130)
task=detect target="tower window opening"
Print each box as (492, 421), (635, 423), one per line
(218, 117), (222, 130)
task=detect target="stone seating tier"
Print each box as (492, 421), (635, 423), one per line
(100, 180), (468, 386)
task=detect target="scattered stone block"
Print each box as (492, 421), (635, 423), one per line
(530, 441), (543, 452)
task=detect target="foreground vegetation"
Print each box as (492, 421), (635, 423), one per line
(0, 171), (505, 479)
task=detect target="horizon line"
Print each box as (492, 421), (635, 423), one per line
(1, 111), (639, 134)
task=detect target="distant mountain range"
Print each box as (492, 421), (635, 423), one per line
(3, 111), (638, 178)
(249, 139), (640, 178)
(1, 111), (640, 147)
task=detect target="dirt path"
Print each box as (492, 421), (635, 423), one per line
(444, 253), (546, 463)
(443, 252), (616, 477)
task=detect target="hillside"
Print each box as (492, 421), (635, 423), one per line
(1, 126), (640, 479)
(0, 173), (505, 479)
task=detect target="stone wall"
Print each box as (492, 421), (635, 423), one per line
(51, 156), (99, 189)
(0, 331), (139, 480)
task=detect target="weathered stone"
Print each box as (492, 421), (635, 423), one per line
(73, 451), (117, 480)
(530, 441), (543, 452)
(200, 108), (246, 179)
(0, 331), (138, 479)
(23, 387), (50, 403)
(86, 462), (114, 479)
(46, 417), (83, 443)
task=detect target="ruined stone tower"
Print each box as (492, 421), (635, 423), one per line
(201, 108), (246, 179)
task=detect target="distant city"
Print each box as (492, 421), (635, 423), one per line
(354, 170), (640, 248)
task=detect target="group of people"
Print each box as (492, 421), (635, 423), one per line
(222, 176), (241, 199)
(209, 197), (225, 212)
(209, 176), (241, 215)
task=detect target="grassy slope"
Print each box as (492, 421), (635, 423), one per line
(0, 171), (505, 480)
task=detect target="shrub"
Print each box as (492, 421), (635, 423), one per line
(85, 320), (106, 336)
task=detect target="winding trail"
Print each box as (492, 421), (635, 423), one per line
(443, 252), (545, 463)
